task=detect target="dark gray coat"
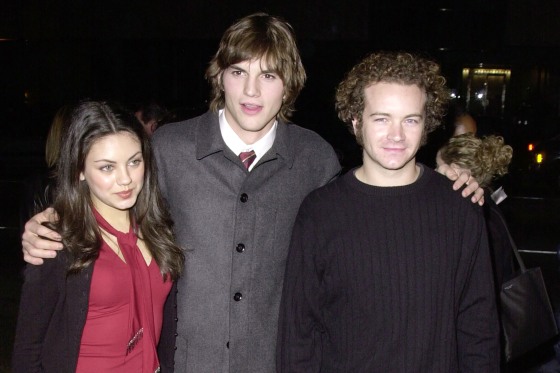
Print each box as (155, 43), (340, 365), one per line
(153, 111), (341, 372)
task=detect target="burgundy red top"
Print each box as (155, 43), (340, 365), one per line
(76, 212), (172, 372)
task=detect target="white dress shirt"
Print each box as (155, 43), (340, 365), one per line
(219, 109), (277, 171)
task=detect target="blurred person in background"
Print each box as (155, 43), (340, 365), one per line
(19, 104), (73, 232)
(450, 104), (477, 136)
(133, 101), (169, 137)
(438, 133), (518, 370)
(438, 133), (515, 287)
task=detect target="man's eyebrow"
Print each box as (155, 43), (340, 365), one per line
(228, 64), (247, 72)
(369, 112), (390, 117)
(368, 112), (424, 118)
(405, 113), (424, 119)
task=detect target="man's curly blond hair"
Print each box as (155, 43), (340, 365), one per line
(335, 51), (449, 146)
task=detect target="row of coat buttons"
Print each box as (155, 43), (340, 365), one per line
(234, 194), (246, 323)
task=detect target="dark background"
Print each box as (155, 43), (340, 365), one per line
(1, 1), (560, 372)
(2, 0), (560, 168)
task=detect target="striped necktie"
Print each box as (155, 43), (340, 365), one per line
(239, 150), (256, 170)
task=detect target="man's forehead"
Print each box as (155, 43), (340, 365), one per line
(364, 82), (427, 100)
(231, 56), (276, 71)
(365, 81), (423, 91)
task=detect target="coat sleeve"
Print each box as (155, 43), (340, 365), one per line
(318, 141), (342, 188)
(11, 256), (64, 372)
(456, 208), (501, 372)
(158, 281), (178, 373)
(276, 198), (324, 373)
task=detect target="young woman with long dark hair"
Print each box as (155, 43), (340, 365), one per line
(12, 101), (184, 372)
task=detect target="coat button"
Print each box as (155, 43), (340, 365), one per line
(174, 332), (178, 337)
(174, 346), (177, 350)
(226, 341), (230, 349)
(236, 243), (245, 253)
(240, 193), (248, 202)
(234, 292), (242, 301)
(175, 317), (179, 322)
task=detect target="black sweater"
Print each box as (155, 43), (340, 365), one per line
(277, 166), (500, 373)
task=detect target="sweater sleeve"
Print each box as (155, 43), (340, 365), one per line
(11, 256), (64, 372)
(277, 199), (324, 373)
(456, 208), (501, 372)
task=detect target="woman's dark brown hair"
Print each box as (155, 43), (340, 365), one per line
(51, 101), (184, 280)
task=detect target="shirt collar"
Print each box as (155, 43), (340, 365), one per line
(218, 109), (277, 158)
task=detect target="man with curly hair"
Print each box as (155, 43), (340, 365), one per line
(277, 52), (500, 372)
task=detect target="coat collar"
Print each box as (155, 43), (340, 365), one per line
(194, 110), (295, 169)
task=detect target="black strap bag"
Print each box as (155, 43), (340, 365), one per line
(499, 213), (558, 362)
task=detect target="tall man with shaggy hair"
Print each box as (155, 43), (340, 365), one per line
(277, 52), (499, 372)
(150, 14), (342, 372)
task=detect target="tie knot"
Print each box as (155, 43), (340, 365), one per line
(239, 150), (256, 170)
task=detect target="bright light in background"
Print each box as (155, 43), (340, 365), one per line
(536, 153), (544, 164)
(476, 92), (484, 99)
(528, 143), (534, 151)
(449, 89), (461, 99)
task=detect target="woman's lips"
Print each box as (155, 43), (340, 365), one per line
(117, 190), (133, 199)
